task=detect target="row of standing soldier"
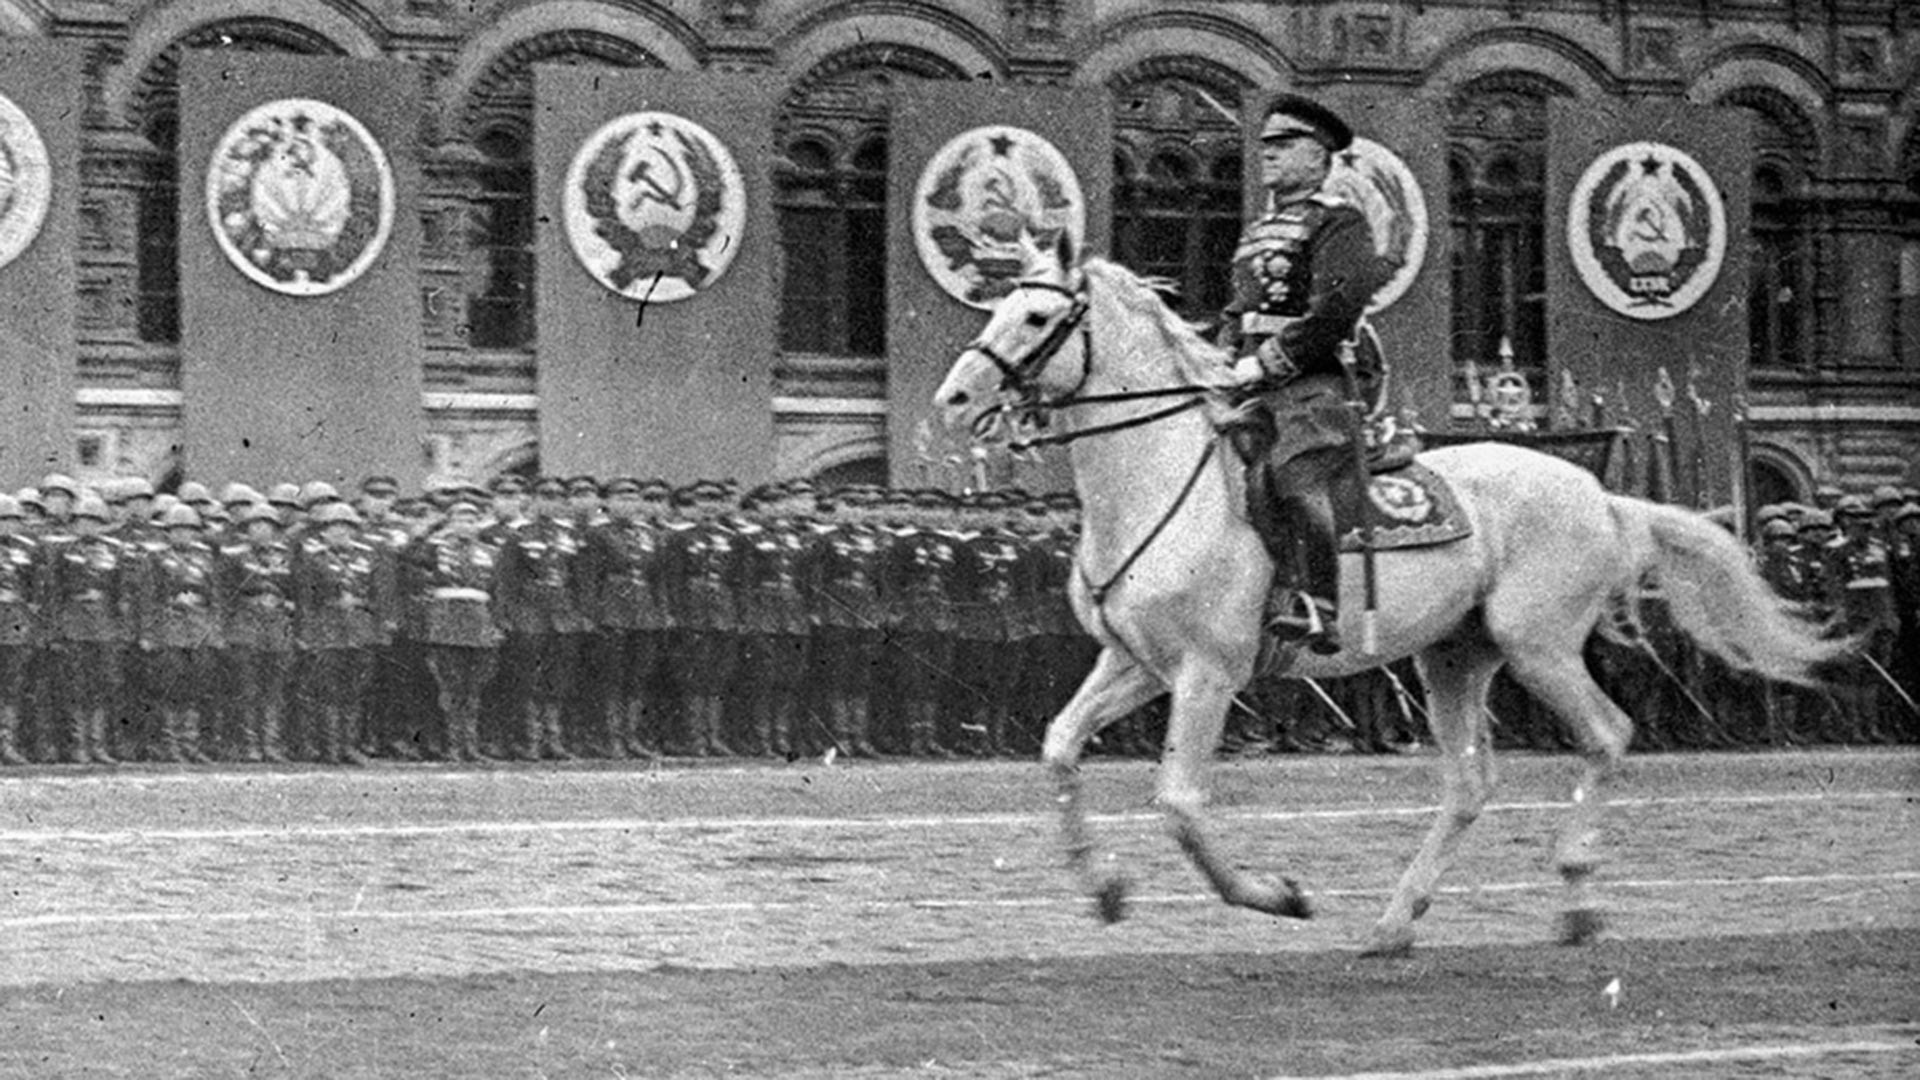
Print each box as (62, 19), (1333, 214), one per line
(0, 471), (1097, 766)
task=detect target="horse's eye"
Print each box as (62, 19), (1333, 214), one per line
(1024, 312), (1050, 328)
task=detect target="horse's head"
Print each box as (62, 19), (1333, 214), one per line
(933, 230), (1088, 434)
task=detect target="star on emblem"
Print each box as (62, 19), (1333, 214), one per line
(988, 133), (1015, 157)
(1640, 154), (1663, 175)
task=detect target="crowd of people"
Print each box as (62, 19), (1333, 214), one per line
(0, 471), (1098, 766)
(0, 470), (1914, 768)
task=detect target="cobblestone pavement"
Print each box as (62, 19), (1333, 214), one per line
(2, 750), (1914, 988)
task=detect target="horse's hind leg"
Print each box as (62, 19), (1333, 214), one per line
(1042, 647), (1163, 923)
(1498, 640), (1634, 945)
(1361, 638), (1502, 958)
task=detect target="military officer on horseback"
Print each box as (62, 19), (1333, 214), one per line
(1219, 93), (1395, 655)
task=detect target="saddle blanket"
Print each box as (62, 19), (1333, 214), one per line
(1335, 459), (1471, 554)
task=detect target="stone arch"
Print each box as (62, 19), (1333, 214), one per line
(1078, 11), (1291, 91)
(0, 0), (45, 34)
(774, 1), (1005, 86)
(455, 28), (665, 146)
(105, 0), (380, 130)
(1424, 26), (1617, 101)
(1687, 42), (1832, 120)
(1747, 440), (1814, 506)
(441, 0), (700, 139)
(799, 432), (888, 485)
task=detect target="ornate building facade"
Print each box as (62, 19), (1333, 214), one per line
(0, 0), (1914, 499)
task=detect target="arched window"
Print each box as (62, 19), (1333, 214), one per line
(467, 126), (534, 349)
(777, 49), (958, 358)
(1110, 68), (1244, 320)
(1721, 89), (1816, 370)
(1447, 74), (1563, 406)
(460, 32), (662, 354)
(129, 20), (343, 345)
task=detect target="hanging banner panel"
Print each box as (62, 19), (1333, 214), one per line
(179, 52), (426, 490)
(1547, 100), (1750, 506)
(534, 67), (778, 485)
(0, 40), (80, 482)
(888, 83), (1112, 492)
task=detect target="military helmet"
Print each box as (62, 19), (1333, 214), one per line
(16, 488), (44, 512)
(73, 494), (111, 522)
(299, 481), (341, 509)
(238, 501), (282, 527)
(162, 504), (203, 530)
(1797, 508), (1835, 531)
(1753, 504), (1788, 524)
(1833, 494), (1871, 519)
(0, 495), (22, 520)
(122, 477), (156, 501)
(1869, 484), (1904, 509)
(1761, 519), (1796, 539)
(220, 482), (262, 507)
(40, 473), (80, 498)
(1893, 502), (1920, 524)
(311, 501), (361, 526)
(178, 481), (215, 506)
(266, 483), (302, 508)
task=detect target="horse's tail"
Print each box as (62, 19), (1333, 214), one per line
(1602, 496), (1852, 686)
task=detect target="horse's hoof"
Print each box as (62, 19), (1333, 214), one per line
(1558, 907), (1605, 946)
(1092, 876), (1131, 924)
(1274, 878), (1313, 920)
(1359, 925), (1416, 959)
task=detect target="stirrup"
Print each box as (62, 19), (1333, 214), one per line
(1268, 593), (1341, 655)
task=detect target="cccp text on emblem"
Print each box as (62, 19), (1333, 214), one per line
(913, 126), (1086, 310)
(564, 111), (747, 303)
(1568, 141), (1726, 320)
(0, 91), (53, 273)
(207, 98), (396, 296)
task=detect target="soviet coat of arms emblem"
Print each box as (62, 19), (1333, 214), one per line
(1568, 141), (1727, 320)
(1323, 137), (1428, 313)
(563, 112), (746, 303)
(207, 99), (395, 296)
(912, 126), (1086, 309)
(0, 91), (53, 273)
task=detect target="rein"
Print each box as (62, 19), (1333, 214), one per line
(1079, 436), (1219, 607)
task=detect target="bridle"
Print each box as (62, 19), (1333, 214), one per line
(962, 274), (1215, 450)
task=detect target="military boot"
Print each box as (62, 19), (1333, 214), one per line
(0, 705), (27, 765)
(701, 697), (738, 757)
(179, 708), (212, 764)
(87, 709), (118, 765)
(540, 704), (576, 761)
(625, 699), (659, 759)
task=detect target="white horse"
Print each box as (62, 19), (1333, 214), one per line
(932, 236), (1848, 955)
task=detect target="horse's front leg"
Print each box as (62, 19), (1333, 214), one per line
(1042, 647), (1162, 923)
(1157, 664), (1312, 920)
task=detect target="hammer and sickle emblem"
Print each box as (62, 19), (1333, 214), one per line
(625, 142), (686, 214)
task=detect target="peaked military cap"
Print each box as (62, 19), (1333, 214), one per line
(73, 494), (111, 521)
(0, 495), (21, 519)
(604, 477), (644, 497)
(533, 476), (568, 497)
(639, 479), (673, 499)
(266, 483), (302, 508)
(178, 481), (215, 505)
(220, 483), (262, 507)
(1797, 509), (1835, 530)
(122, 477), (156, 500)
(1261, 93), (1354, 153)
(1893, 502), (1920, 523)
(488, 474), (528, 496)
(161, 504), (203, 529)
(566, 475), (601, 496)
(360, 475), (400, 497)
(16, 488), (44, 511)
(1761, 519), (1796, 539)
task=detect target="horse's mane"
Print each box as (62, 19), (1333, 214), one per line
(1079, 257), (1234, 387)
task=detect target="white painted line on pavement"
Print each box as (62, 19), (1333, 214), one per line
(1267, 1039), (1920, 1079)
(6, 870), (1915, 929)
(0, 789), (1906, 843)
